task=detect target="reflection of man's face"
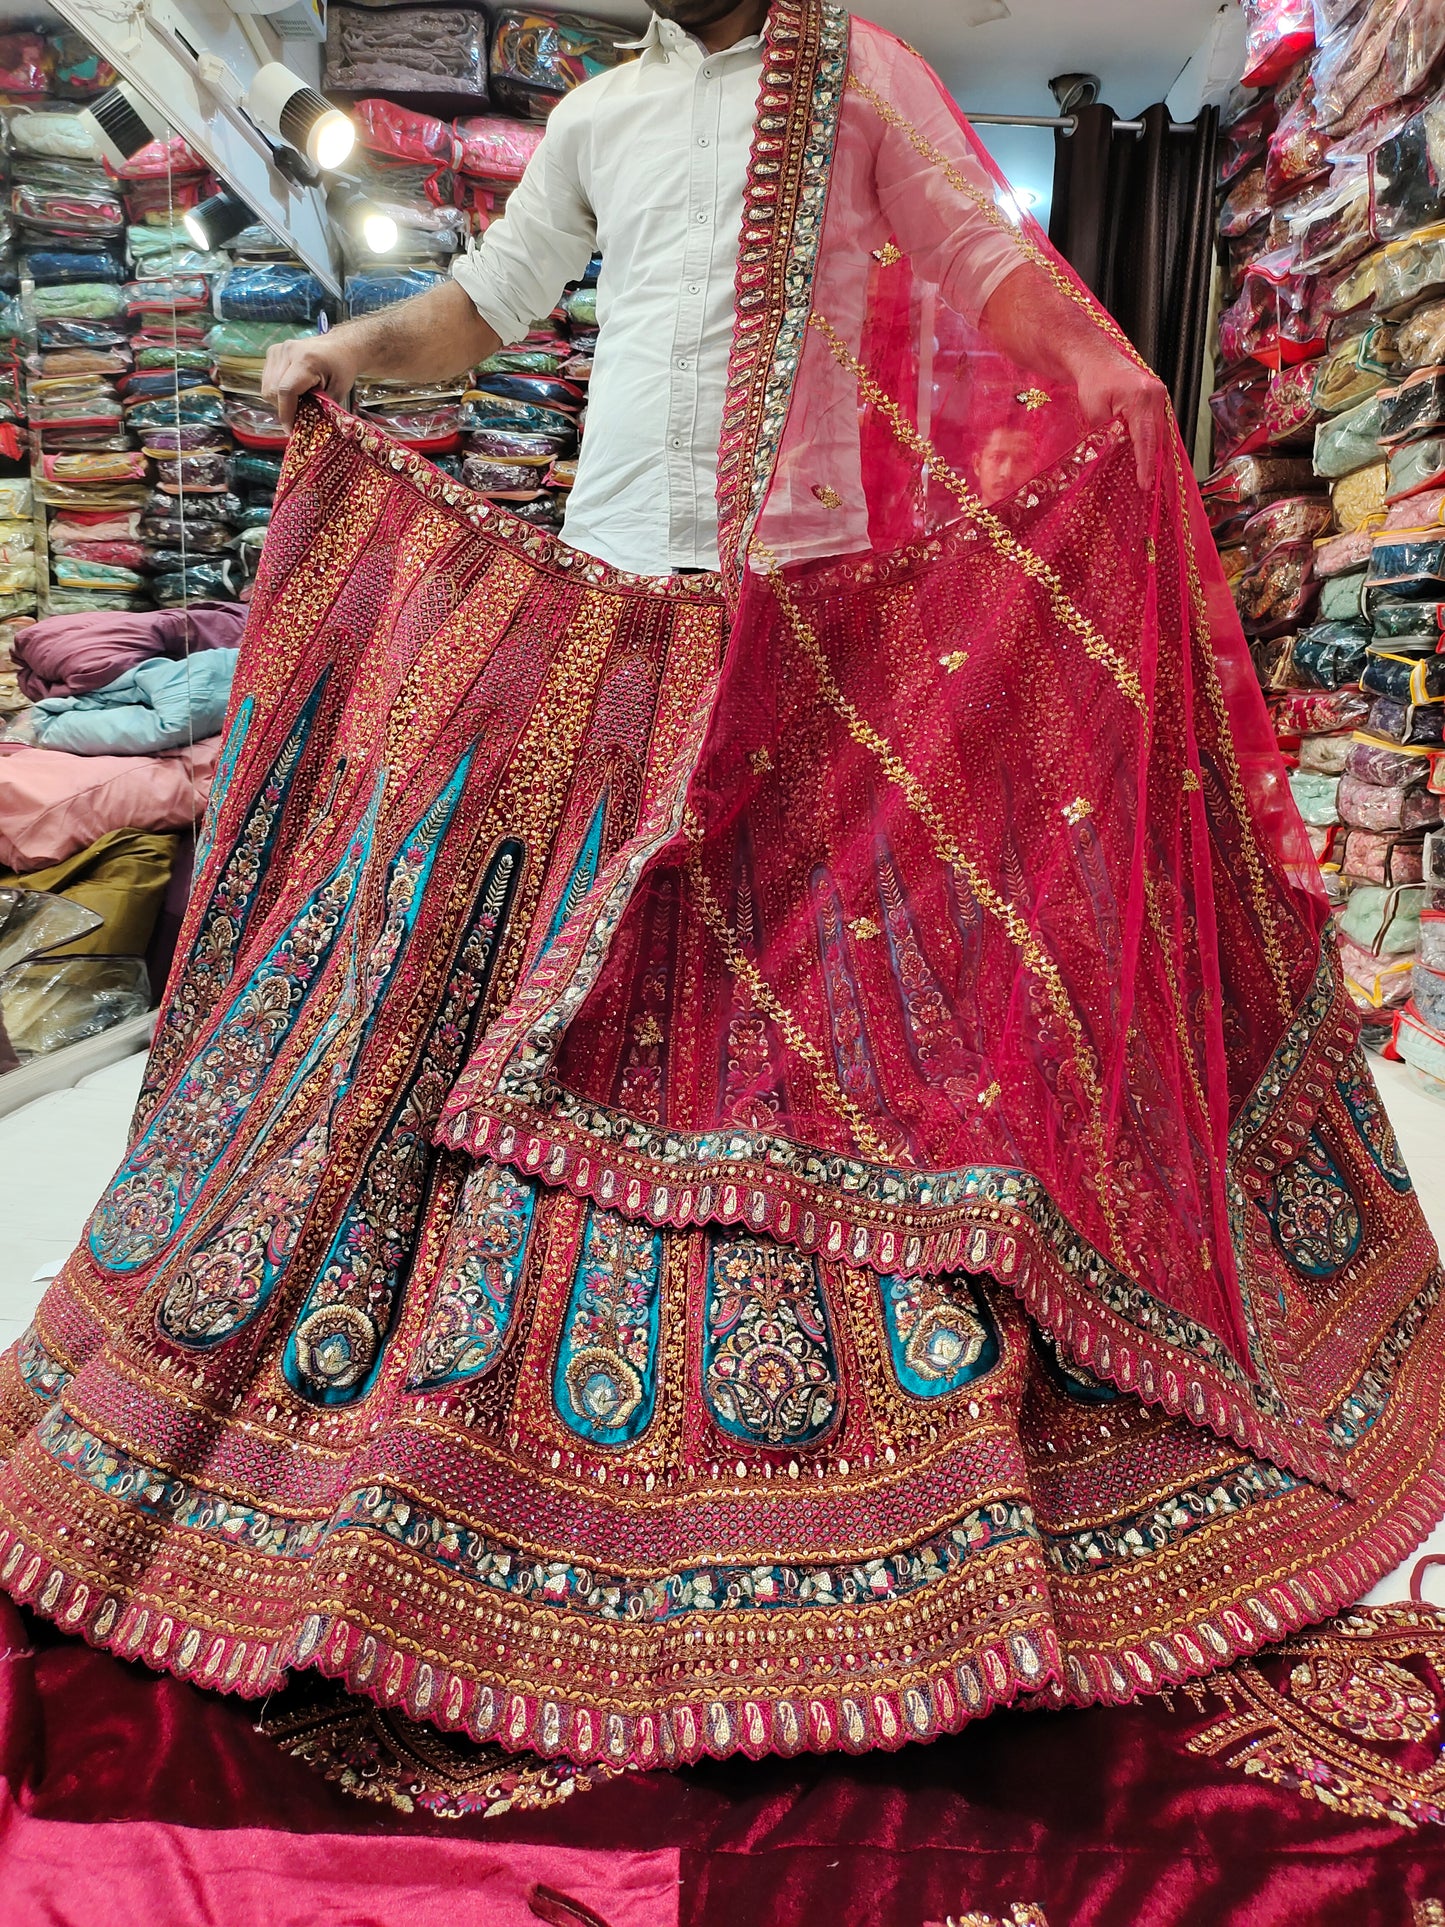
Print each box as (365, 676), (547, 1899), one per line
(974, 426), (1035, 504)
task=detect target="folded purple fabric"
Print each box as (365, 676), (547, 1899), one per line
(14, 601), (246, 701)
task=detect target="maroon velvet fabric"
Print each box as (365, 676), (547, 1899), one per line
(4, 1600), (1442, 1926)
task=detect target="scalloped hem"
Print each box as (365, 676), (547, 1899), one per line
(3, 1439), (1442, 1773)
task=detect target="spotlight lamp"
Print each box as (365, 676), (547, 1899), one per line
(329, 184), (398, 254)
(245, 62), (355, 171)
(183, 190), (257, 253)
(79, 82), (168, 168)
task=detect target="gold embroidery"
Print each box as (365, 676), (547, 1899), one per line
(849, 916), (882, 941)
(750, 544), (1122, 1259)
(873, 240), (903, 267)
(938, 1908), (1051, 1927)
(939, 649), (969, 673)
(1415, 1904), (1445, 1927)
(748, 747), (773, 774)
(847, 73), (1147, 369)
(808, 313), (1146, 716)
(1187, 1605), (1445, 1831)
(812, 483), (844, 509)
(1017, 389), (1050, 411)
(977, 1081), (1001, 1108)
(1182, 768), (1201, 793)
(632, 1015), (664, 1047)
(682, 808), (892, 1162)
(1062, 797), (1092, 825)
(1146, 536), (1158, 563)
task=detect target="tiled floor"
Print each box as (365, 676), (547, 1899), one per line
(0, 1049), (1440, 1598)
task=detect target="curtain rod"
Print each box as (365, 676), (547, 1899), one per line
(965, 111), (1198, 134)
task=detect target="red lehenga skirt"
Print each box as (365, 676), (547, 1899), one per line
(0, 402), (1440, 1776)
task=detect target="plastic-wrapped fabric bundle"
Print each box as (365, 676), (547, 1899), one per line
(150, 561), (244, 605)
(1209, 367), (1271, 459)
(1371, 99), (1445, 244)
(1365, 693), (1445, 745)
(31, 284), (125, 321)
(0, 33), (51, 95)
(1242, 494), (1333, 562)
(214, 265), (331, 325)
(11, 183), (123, 239)
(0, 956), (149, 1058)
(1339, 769), (1443, 831)
(1290, 769), (1342, 824)
(1394, 298), (1445, 370)
(1292, 618), (1369, 686)
(1298, 730), (1357, 772)
(490, 8), (635, 117)
(1235, 538), (1319, 633)
(1315, 527), (1375, 574)
(1361, 652), (1445, 704)
(1262, 357), (1325, 444)
(1377, 221), (1445, 317)
(1378, 372), (1445, 446)
(1241, 0), (1315, 86)
(1388, 437), (1445, 500)
(456, 114), (544, 188)
(351, 97), (460, 170)
(326, 7), (491, 97)
(1311, 321), (1395, 413)
(1220, 163), (1271, 241)
(1338, 932), (1414, 1007)
(344, 266), (447, 318)
(1219, 92), (1278, 185)
(1342, 828), (1429, 881)
(7, 108), (101, 162)
(1289, 168), (1372, 276)
(49, 29), (116, 99)
(1347, 740), (1434, 787)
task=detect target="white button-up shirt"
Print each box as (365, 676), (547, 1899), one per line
(453, 11), (1021, 575)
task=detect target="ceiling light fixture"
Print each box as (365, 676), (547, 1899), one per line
(183, 190), (257, 253)
(78, 82), (168, 167)
(328, 183), (399, 254)
(245, 62), (355, 171)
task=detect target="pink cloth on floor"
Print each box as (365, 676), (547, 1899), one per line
(0, 737), (219, 870)
(13, 603), (247, 701)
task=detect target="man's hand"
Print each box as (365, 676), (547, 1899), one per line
(1072, 352), (1169, 492)
(261, 335), (362, 430)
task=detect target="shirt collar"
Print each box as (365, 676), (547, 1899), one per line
(618, 13), (766, 59)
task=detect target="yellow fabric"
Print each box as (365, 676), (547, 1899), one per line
(0, 829), (178, 956)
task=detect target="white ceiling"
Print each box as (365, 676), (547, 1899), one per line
(573, 0), (1237, 214)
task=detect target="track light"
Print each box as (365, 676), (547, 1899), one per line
(183, 190), (256, 253)
(328, 184), (398, 254)
(79, 82), (168, 168)
(245, 62), (354, 171)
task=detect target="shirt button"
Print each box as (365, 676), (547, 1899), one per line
(677, 358), (691, 369)
(697, 135), (710, 147)
(671, 437), (683, 449)
(695, 210), (709, 223)
(687, 283), (701, 294)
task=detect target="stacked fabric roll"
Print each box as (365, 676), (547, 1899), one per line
(1209, 0), (1445, 1100)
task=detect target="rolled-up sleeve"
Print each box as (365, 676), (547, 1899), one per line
(451, 93), (598, 346)
(871, 47), (1027, 329)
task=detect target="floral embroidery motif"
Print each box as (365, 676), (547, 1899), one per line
(1017, 389), (1051, 411)
(704, 1238), (839, 1447)
(1186, 1607), (1445, 1830)
(939, 650), (969, 672)
(157, 768), (479, 1352)
(872, 240), (903, 267)
(409, 1160), (538, 1390)
(1062, 796), (1092, 825)
(812, 483), (844, 509)
(880, 1272), (999, 1399)
(90, 772), (386, 1276)
(136, 682), (319, 1129)
(282, 831), (522, 1404)
(1338, 1053), (1414, 1192)
(553, 1208), (663, 1445)
(16, 1326), (70, 1404)
(1263, 1131), (1362, 1280)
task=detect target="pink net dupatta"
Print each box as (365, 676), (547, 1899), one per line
(439, 0), (1422, 1488)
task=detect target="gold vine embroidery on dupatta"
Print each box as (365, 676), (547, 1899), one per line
(807, 313), (1147, 716)
(749, 543), (1123, 1261)
(847, 72), (1145, 368)
(681, 807), (893, 1162)
(931, 1908), (1051, 1927)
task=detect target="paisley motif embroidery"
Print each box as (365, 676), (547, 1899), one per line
(1338, 1051), (1414, 1193)
(880, 1272), (999, 1399)
(1035, 1330), (1121, 1404)
(89, 771), (385, 1277)
(408, 1159), (538, 1391)
(553, 1208), (663, 1445)
(875, 834), (991, 1119)
(136, 680), (322, 1130)
(810, 863), (896, 1135)
(718, 825), (790, 1133)
(283, 831), (522, 1405)
(1263, 1129), (1363, 1280)
(704, 1237), (839, 1447)
(159, 768), (483, 1352)
(541, 792), (606, 957)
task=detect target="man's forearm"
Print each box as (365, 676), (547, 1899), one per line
(978, 262), (1107, 385)
(328, 280), (502, 384)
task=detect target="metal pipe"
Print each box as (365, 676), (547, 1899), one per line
(964, 111), (1198, 134)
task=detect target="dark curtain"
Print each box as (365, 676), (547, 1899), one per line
(1049, 101), (1220, 437)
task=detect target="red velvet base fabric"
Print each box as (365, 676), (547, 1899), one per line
(3, 1599), (1443, 1927)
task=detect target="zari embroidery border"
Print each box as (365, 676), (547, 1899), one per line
(715, 0), (850, 587)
